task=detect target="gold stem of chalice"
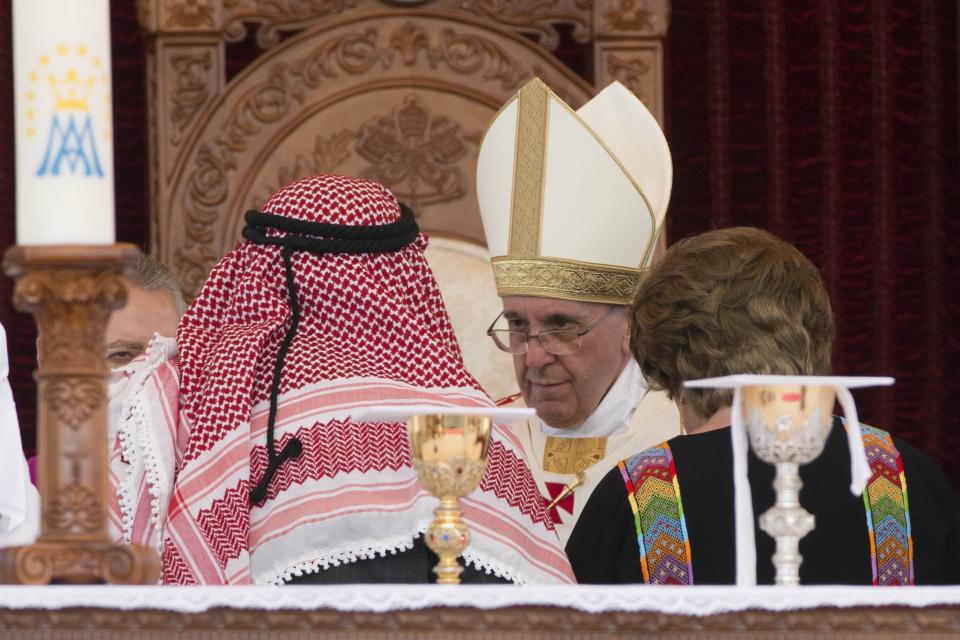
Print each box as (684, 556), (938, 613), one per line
(407, 414), (491, 585)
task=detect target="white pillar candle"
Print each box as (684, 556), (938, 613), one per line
(13, 0), (116, 245)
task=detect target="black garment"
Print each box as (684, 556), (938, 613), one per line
(567, 418), (960, 585)
(285, 537), (510, 584)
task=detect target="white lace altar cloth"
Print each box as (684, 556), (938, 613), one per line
(1, 585), (959, 616)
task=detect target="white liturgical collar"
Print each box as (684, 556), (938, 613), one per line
(541, 359), (647, 438)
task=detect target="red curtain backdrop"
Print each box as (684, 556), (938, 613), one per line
(1, 1), (958, 487)
(665, 0), (960, 486)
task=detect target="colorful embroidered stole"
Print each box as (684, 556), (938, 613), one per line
(620, 424), (914, 585)
(855, 423), (914, 585)
(618, 443), (693, 584)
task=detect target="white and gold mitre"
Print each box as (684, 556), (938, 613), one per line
(476, 78), (672, 305)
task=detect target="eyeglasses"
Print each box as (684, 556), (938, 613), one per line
(486, 306), (621, 356)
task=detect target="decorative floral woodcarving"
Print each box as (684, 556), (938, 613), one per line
(16, 271), (127, 369)
(386, 21), (432, 65)
(436, 28), (528, 90)
(254, 97), (478, 214)
(223, 0), (357, 48)
(600, 0), (654, 33)
(164, 0), (216, 29)
(170, 50), (214, 145)
(357, 95), (474, 210)
(47, 483), (103, 534)
(46, 379), (101, 431)
(460, 0), (591, 51)
(595, 0), (670, 35)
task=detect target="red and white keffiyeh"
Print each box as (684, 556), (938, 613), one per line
(107, 335), (181, 558)
(161, 174), (573, 584)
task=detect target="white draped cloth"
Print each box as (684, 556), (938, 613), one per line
(0, 323), (39, 547)
(1, 584), (960, 614)
(107, 335), (180, 554)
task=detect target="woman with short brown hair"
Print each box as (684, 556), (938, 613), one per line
(567, 227), (960, 585)
(632, 226), (834, 432)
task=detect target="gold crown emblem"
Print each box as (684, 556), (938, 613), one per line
(47, 67), (94, 112)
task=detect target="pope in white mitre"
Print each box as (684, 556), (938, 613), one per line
(476, 78), (681, 546)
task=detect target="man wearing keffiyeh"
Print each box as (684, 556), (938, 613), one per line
(157, 174), (573, 584)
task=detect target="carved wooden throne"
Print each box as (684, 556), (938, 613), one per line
(139, 0), (668, 398)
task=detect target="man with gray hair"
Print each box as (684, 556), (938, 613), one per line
(104, 253), (184, 368)
(102, 252), (184, 558)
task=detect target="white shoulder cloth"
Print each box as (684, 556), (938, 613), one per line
(0, 322), (39, 547)
(108, 335), (179, 553)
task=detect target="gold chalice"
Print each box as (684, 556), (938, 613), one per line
(407, 414), (491, 584)
(741, 383), (835, 586)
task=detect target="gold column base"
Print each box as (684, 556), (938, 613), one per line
(0, 244), (161, 585)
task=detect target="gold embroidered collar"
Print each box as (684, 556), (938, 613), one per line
(542, 436), (608, 474)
